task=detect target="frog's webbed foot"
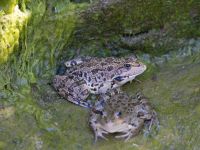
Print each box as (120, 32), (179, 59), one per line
(115, 128), (141, 142)
(89, 113), (108, 142)
(115, 119), (144, 141)
(68, 96), (93, 108)
(90, 108), (110, 142)
(115, 131), (134, 142)
(94, 128), (108, 142)
(115, 127), (140, 142)
(64, 56), (92, 67)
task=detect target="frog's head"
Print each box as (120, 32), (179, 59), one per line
(113, 57), (146, 85)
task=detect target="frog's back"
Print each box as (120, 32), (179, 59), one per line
(105, 92), (138, 115)
(64, 57), (123, 79)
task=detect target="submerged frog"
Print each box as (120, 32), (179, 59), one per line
(89, 92), (158, 142)
(53, 56), (146, 108)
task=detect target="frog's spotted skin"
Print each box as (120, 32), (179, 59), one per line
(89, 92), (158, 142)
(53, 75), (92, 107)
(53, 56), (146, 108)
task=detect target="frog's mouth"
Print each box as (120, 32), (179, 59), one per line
(115, 65), (147, 85)
(101, 119), (130, 133)
(114, 74), (141, 85)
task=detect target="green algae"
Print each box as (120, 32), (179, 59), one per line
(0, 5), (29, 64)
(0, 0), (200, 149)
(70, 0), (200, 56)
(0, 0), (17, 14)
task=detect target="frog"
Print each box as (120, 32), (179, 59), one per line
(53, 56), (146, 108)
(89, 92), (158, 142)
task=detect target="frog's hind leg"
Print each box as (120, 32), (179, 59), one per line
(53, 75), (92, 108)
(64, 56), (92, 67)
(71, 80), (93, 108)
(144, 110), (160, 133)
(93, 95), (106, 112)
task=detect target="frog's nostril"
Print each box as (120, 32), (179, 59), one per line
(132, 62), (141, 67)
(137, 63), (140, 67)
(116, 112), (122, 116)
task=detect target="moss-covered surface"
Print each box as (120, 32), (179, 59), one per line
(0, 0), (18, 14)
(1, 51), (200, 150)
(69, 0), (200, 56)
(0, 0), (200, 149)
(0, 4), (29, 63)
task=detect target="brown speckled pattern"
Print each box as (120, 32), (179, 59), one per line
(53, 56), (146, 108)
(89, 92), (158, 141)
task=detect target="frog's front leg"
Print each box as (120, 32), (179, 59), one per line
(109, 87), (122, 95)
(89, 112), (108, 142)
(53, 75), (92, 108)
(93, 88), (122, 112)
(143, 110), (160, 132)
(64, 56), (92, 67)
(100, 88), (122, 99)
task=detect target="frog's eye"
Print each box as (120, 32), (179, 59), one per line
(124, 63), (131, 69)
(115, 112), (122, 118)
(117, 112), (122, 116)
(114, 76), (124, 82)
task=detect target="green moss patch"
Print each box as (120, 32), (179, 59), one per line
(0, 5), (29, 64)
(70, 0), (200, 56)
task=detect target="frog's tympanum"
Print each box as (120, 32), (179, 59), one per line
(89, 92), (158, 142)
(53, 56), (146, 108)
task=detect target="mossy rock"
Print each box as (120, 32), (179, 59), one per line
(0, 5), (29, 64)
(69, 0), (200, 56)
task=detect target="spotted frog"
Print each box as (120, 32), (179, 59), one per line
(89, 92), (158, 142)
(53, 56), (146, 108)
